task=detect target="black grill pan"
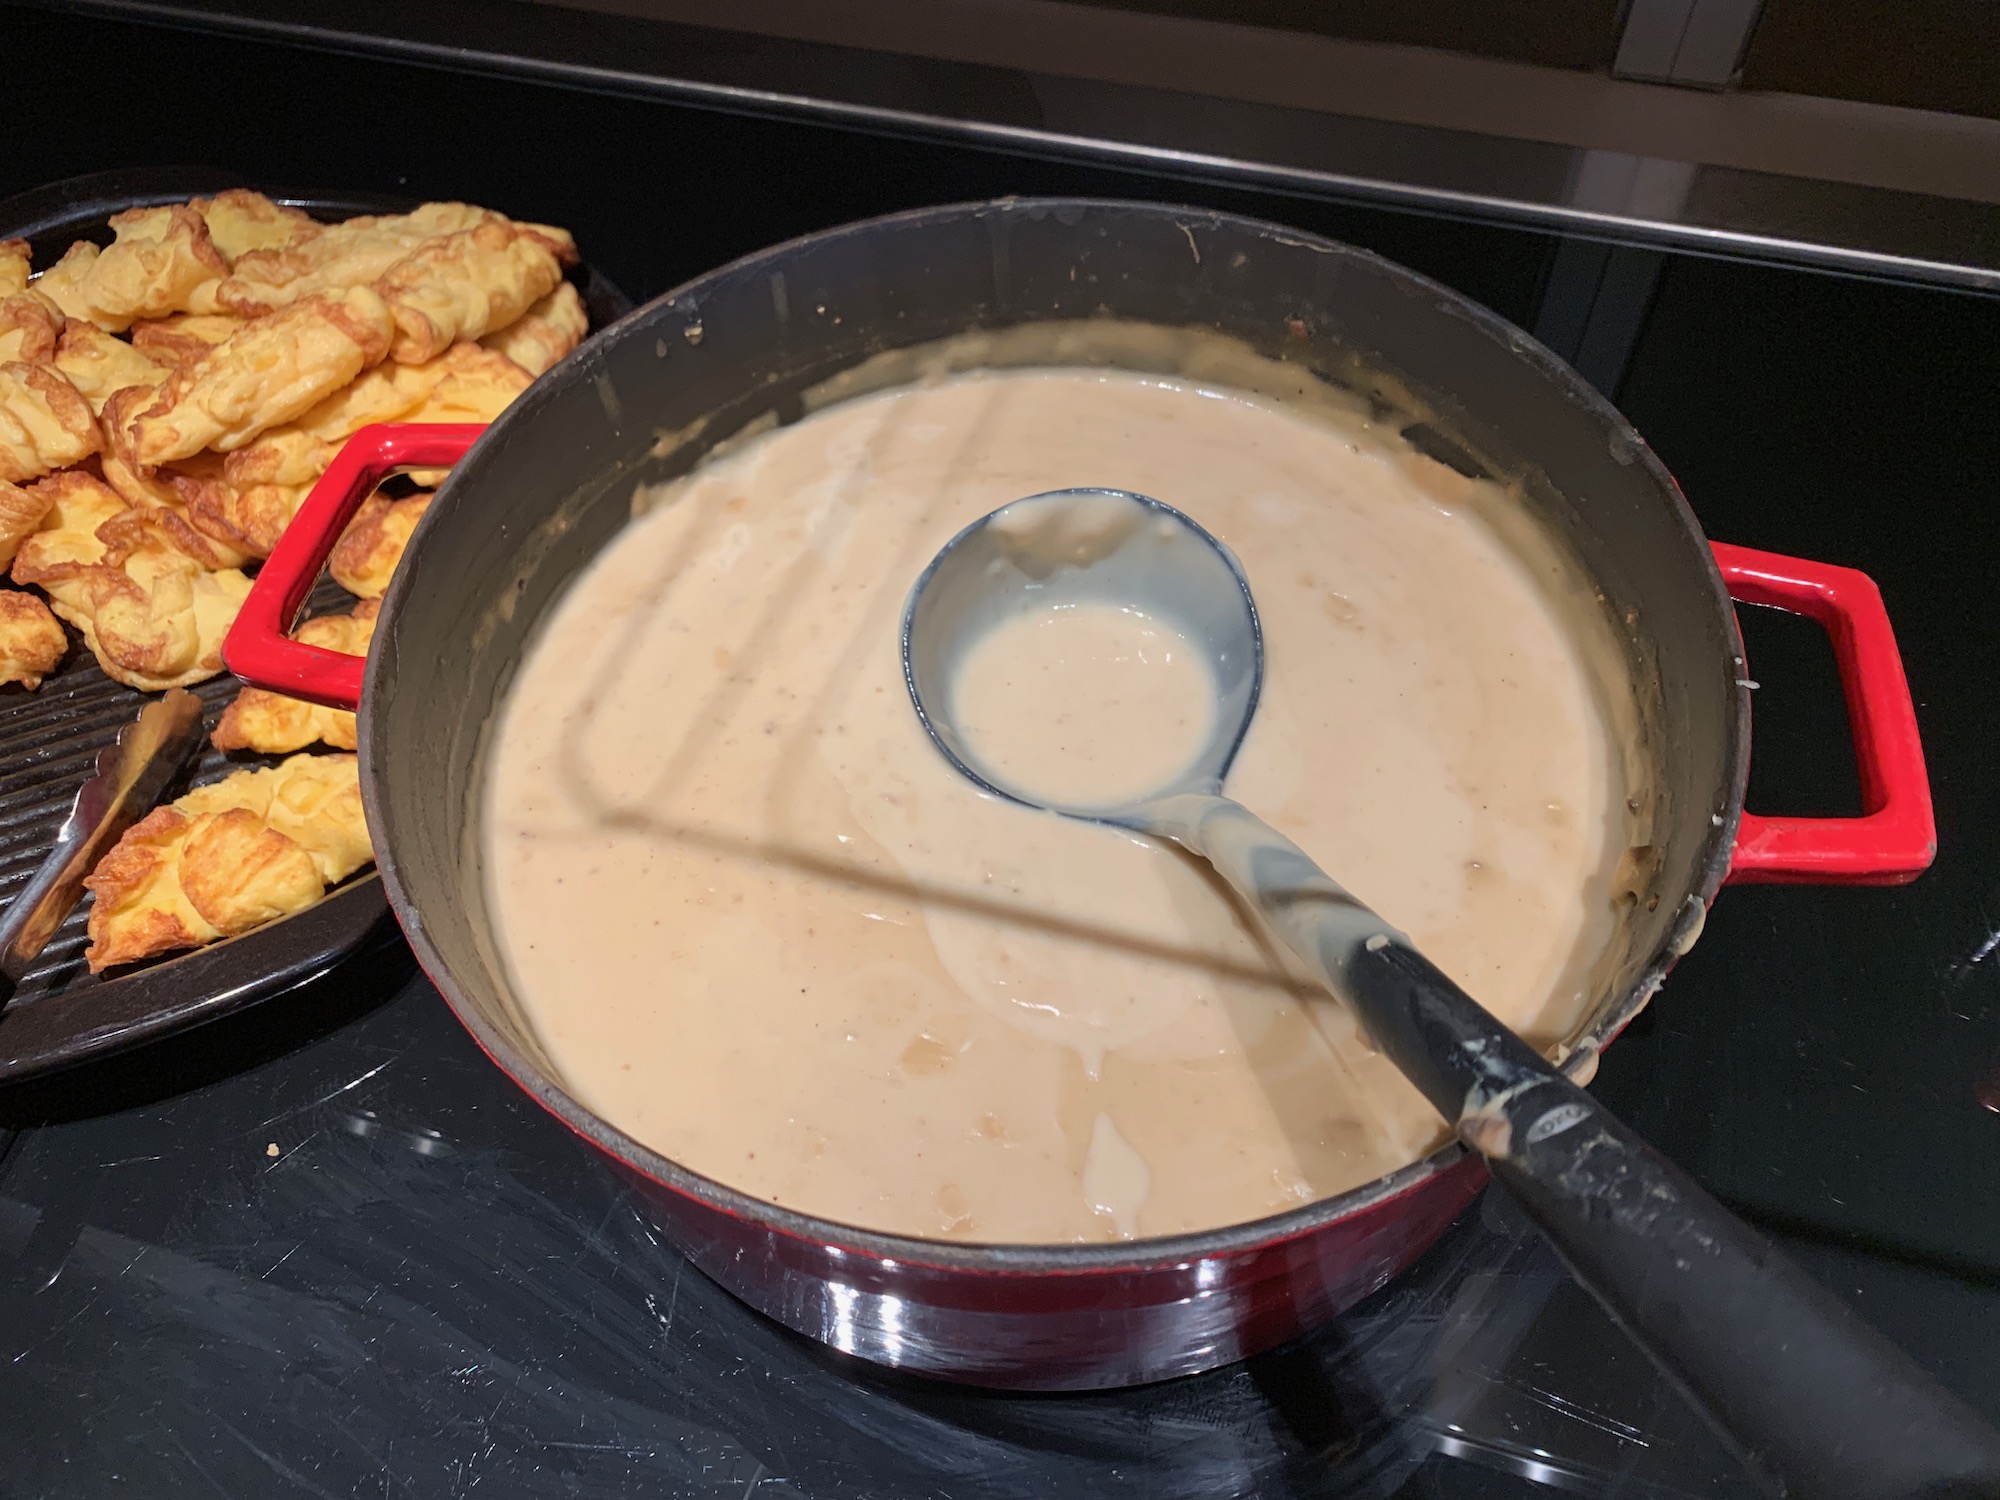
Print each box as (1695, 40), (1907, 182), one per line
(0, 168), (631, 1080)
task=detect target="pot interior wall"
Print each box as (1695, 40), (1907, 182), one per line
(370, 199), (1742, 1191)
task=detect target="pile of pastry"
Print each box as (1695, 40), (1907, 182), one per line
(0, 191), (587, 973)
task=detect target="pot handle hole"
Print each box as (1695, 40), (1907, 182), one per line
(224, 422), (487, 712)
(1712, 542), (1936, 886)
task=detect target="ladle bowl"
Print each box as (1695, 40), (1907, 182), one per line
(902, 487), (1260, 819)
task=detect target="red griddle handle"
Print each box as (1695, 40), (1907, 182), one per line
(1714, 542), (1936, 885)
(223, 423), (486, 712)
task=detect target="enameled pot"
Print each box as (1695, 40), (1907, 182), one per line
(226, 200), (1935, 1390)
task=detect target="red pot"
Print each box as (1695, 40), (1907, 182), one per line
(226, 201), (1934, 1390)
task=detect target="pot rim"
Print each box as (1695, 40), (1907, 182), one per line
(364, 196), (1750, 1276)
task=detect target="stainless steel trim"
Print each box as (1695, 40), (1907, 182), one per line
(1614, 0), (1764, 88)
(17, 0), (2000, 291)
(1668, 0), (1763, 87)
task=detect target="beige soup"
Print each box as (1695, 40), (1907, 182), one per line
(482, 365), (1628, 1244)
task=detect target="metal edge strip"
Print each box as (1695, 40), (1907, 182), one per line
(15, 0), (2000, 294)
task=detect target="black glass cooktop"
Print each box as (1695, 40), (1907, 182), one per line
(2, 11), (1997, 1497)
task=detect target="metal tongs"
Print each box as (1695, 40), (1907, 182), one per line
(0, 688), (207, 996)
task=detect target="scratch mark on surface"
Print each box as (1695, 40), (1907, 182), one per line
(264, 1133), (321, 1173)
(164, 1424), (232, 1494)
(258, 1056), (399, 1130)
(661, 1260), (683, 1339)
(221, 1419), (348, 1500)
(12, 1287), (106, 1364)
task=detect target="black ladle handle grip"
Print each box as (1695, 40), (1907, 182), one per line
(1146, 793), (2000, 1500)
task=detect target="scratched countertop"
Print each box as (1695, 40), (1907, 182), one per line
(0, 946), (1761, 1498)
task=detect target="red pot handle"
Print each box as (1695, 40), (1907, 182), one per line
(1714, 542), (1936, 886)
(223, 423), (486, 711)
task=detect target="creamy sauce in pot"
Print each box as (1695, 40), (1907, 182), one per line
(954, 603), (1218, 809)
(482, 367), (1628, 1243)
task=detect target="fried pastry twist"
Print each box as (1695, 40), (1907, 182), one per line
(221, 356), (454, 488)
(479, 281), (587, 376)
(213, 600), (380, 753)
(0, 240), (28, 298)
(376, 221), (565, 365)
(0, 587), (67, 689)
(0, 291), (61, 364)
(0, 479), (54, 569)
(192, 190), (318, 263)
(129, 312), (246, 368)
(84, 752), (373, 970)
(331, 491), (431, 598)
(108, 375), (310, 560)
(220, 342), (526, 533)
(0, 362), (100, 484)
(34, 207), (230, 330)
(94, 387), (254, 569)
(125, 285), (395, 464)
(217, 202), (496, 316)
(52, 319), (170, 414)
(12, 470), (252, 690)
(398, 343), (532, 423)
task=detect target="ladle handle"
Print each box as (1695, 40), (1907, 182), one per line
(1147, 793), (2000, 1500)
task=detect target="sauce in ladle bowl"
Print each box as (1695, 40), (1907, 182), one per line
(904, 489), (1255, 819)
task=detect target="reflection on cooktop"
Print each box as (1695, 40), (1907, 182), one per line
(0, 961), (1754, 1499)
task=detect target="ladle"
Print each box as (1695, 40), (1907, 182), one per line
(903, 487), (2000, 1500)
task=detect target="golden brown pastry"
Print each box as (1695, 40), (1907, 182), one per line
(52, 320), (170, 413)
(0, 362), (100, 484)
(201, 480), (310, 558)
(192, 190), (318, 263)
(0, 291), (62, 364)
(129, 312), (245, 367)
(217, 202), (496, 316)
(110, 387), (309, 560)
(375, 221), (564, 365)
(223, 340), (529, 506)
(330, 491), (430, 597)
(12, 470), (252, 690)
(183, 753), (373, 885)
(400, 342), (532, 424)
(33, 207), (229, 330)
(83, 752), (372, 969)
(0, 587), (67, 688)
(125, 285), (395, 464)
(9, 469), (124, 577)
(222, 356), (452, 488)
(0, 240), (29, 299)
(213, 600), (380, 753)
(517, 223), (580, 265)
(0, 478), (55, 569)
(94, 388), (254, 569)
(479, 281), (586, 376)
